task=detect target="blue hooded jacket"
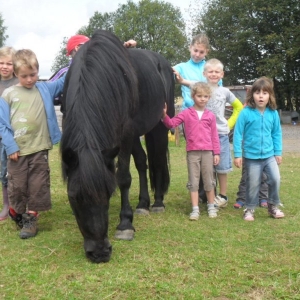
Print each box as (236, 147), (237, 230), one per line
(233, 106), (282, 159)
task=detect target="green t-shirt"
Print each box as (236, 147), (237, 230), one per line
(2, 85), (52, 156)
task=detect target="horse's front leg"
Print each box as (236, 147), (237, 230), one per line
(132, 136), (151, 215)
(115, 139), (135, 241)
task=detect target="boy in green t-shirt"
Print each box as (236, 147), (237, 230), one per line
(0, 49), (64, 239)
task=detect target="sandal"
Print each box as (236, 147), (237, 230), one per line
(259, 199), (268, 208)
(233, 201), (245, 209)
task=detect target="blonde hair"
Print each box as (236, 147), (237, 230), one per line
(204, 58), (224, 72)
(0, 46), (16, 59)
(190, 82), (212, 98)
(191, 33), (210, 50)
(246, 77), (277, 110)
(13, 49), (39, 74)
(0, 47), (16, 79)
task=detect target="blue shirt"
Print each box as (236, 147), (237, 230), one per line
(173, 59), (207, 110)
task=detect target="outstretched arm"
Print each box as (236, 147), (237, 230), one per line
(162, 103), (167, 119)
(172, 68), (195, 87)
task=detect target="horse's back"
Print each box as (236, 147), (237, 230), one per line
(128, 48), (175, 136)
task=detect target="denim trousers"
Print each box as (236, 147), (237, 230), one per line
(0, 141), (8, 187)
(236, 158), (268, 203)
(244, 156), (280, 209)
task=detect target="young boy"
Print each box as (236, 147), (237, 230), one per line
(0, 46), (19, 221)
(0, 49), (64, 238)
(174, 58), (243, 208)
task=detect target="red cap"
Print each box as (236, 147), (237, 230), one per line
(66, 35), (90, 56)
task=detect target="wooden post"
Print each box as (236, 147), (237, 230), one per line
(175, 127), (180, 146)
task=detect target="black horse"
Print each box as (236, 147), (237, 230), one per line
(60, 30), (174, 263)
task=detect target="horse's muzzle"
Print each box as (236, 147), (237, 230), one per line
(84, 238), (112, 263)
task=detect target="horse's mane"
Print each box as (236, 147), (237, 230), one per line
(61, 30), (139, 201)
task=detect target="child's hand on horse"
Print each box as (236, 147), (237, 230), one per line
(162, 103), (167, 119)
(172, 68), (183, 84)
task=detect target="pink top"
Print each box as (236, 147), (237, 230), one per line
(162, 107), (220, 155)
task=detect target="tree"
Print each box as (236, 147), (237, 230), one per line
(112, 0), (188, 66)
(51, 37), (70, 73)
(0, 13), (8, 47)
(194, 0), (300, 110)
(78, 12), (115, 37)
(51, 0), (189, 97)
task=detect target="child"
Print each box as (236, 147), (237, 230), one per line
(233, 77), (284, 221)
(161, 82), (220, 219)
(0, 49), (64, 238)
(173, 34), (223, 203)
(0, 46), (19, 221)
(234, 98), (269, 209)
(174, 58), (243, 208)
(173, 33), (220, 111)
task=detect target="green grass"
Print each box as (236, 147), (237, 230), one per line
(0, 141), (299, 300)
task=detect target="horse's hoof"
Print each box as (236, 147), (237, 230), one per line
(151, 206), (165, 213)
(135, 208), (150, 215)
(115, 229), (134, 241)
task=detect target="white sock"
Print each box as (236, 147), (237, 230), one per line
(192, 206), (199, 212)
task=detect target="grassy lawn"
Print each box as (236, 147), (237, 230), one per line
(0, 141), (299, 300)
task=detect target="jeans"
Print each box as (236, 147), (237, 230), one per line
(215, 134), (232, 174)
(0, 141), (8, 187)
(244, 156), (280, 209)
(236, 158), (268, 203)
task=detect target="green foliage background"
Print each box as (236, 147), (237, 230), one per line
(1, 0), (299, 108)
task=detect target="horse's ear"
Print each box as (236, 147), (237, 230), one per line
(62, 147), (79, 169)
(102, 146), (120, 165)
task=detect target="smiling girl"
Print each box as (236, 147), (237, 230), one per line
(173, 33), (213, 111)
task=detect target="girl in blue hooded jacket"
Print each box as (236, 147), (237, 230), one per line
(233, 77), (285, 221)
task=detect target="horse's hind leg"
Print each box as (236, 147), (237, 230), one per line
(145, 122), (170, 213)
(115, 139), (135, 241)
(132, 137), (151, 215)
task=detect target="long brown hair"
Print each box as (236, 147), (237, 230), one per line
(246, 77), (277, 110)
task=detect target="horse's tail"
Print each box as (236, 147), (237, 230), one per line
(144, 52), (174, 196)
(145, 122), (170, 194)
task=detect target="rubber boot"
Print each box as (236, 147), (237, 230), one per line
(0, 186), (9, 221)
(8, 207), (23, 229)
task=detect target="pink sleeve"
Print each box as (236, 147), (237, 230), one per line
(162, 112), (185, 128)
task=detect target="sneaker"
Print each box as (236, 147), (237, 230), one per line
(214, 195), (228, 208)
(243, 208), (255, 221)
(20, 213), (38, 239)
(268, 203), (285, 219)
(208, 206), (218, 218)
(189, 210), (200, 221)
(8, 210), (23, 229)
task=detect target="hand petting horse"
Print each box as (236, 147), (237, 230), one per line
(60, 29), (175, 263)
